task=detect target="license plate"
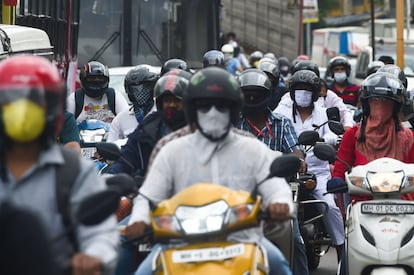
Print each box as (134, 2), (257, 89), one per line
(172, 244), (245, 263)
(361, 203), (414, 215)
(81, 147), (96, 158)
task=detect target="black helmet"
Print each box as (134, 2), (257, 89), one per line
(239, 68), (272, 92)
(292, 61), (320, 77)
(163, 68), (193, 81)
(238, 69), (272, 114)
(80, 61), (109, 98)
(278, 57), (291, 76)
(360, 72), (405, 107)
(288, 70), (321, 102)
(124, 65), (158, 105)
(160, 58), (189, 76)
(249, 51), (264, 68)
(257, 59), (280, 83)
(184, 67), (243, 126)
(153, 74), (189, 111)
(328, 56), (351, 77)
(376, 64), (407, 89)
(202, 50), (225, 68)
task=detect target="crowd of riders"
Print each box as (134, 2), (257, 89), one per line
(1, 28), (414, 275)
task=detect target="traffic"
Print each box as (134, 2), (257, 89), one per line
(1, 1), (414, 275)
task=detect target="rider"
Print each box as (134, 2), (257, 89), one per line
(257, 58), (286, 109)
(221, 43), (243, 76)
(106, 72), (190, 177)
(278, 56), (291, 86)
(274, 70), (345, 262)
(327, 56), (360, 107)
(249, 50), (264, 68)
(237, 68), (309, 275)
(332, 71), (414, 202)
(278, 60), (355, 130)
(123, 67), (294, 275)
(0, 55), (118, 274)
(330, 71), (414, 275)
(67, 60), (129, 124)
(107, 65), (159, 142)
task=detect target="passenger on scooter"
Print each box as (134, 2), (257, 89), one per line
(106, 72), (190, 177)
(274, 70), (345, 262)
(123, 67), (294, 275)
(66, 60), (129, 124)
(107, 65), (159, 142)
(237, 68), (309, 275)
(0, 55), (119, 274)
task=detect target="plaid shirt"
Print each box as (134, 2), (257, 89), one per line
(238, 112), (302, 153)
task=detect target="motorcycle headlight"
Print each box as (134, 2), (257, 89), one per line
(366, 171), (404, 192)
(349, 176), (369, 190)
(175, 200), (229, 235)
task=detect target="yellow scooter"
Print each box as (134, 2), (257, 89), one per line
(140, 154), (300, 274)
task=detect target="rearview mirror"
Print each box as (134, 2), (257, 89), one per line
(96, 142), (121, 161)
(77, 188), (121, 226)
(269, 154), (301, 178)
(298, 131), (320, 146)
(313, 143), (337, 163)
(328, 120), (345, 135)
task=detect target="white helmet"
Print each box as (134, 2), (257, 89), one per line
(221, 43), (234, 54)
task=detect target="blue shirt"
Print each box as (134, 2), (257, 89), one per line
(225, 58), (241, 76)
(238, 112), (302, 153)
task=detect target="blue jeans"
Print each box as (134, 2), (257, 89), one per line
(135, 237), (292, 275)
(114, 216), (136, 275)
(292, 217), (309, 275)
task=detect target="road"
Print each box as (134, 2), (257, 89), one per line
(310, 246), (339, 275)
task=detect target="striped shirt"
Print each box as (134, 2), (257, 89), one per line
(238, 112), (302, 153)
(329, 82), (360, 107)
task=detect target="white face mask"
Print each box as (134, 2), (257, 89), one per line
(294, 89), (313, 107)
(197, 106), (230, 140)
(334, 72), (347, 83)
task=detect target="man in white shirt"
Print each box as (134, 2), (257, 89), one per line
(274, 70), (345, 262)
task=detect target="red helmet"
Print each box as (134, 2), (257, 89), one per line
(0, 55), (65, 142)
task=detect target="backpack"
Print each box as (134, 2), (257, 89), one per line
(56, 146), (80, 251)
(74, 88), (116, 119)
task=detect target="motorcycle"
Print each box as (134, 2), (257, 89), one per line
(125, 154), (301, 274)
(78, 119), (110, 160)
(315, 143), (414, 275)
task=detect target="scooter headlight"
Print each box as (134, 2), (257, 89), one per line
(366, 171), (404, 192)
(175, 200), (229, 235)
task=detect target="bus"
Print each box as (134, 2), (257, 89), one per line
(2, 0), (221, 77)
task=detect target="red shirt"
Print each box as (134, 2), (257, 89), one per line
(329, 82), (360, 107)
(332, 125), (414, 201)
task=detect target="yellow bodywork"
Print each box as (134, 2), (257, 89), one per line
(154, 241), (268, 275)
(150, 183), (262, 239)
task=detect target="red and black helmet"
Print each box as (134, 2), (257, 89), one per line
(79, 61), (109, 98)
(0, 55), (65, 139)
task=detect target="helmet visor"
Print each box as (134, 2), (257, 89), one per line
(363, 73), (404, 96)
(0, 88), (47, 107)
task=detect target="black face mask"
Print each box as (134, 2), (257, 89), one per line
(242, 97), (271, 117)
(162, 108), (186, 131)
